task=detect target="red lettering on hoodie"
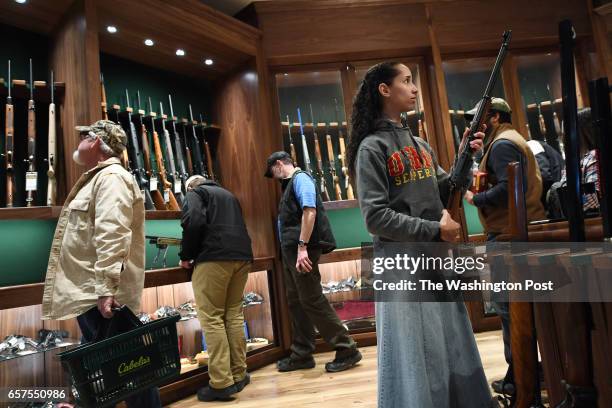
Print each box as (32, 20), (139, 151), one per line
(402, 147), (422, 170)
(387, 152), (404, 177)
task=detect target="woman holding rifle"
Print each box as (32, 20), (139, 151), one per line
(347, 61), (493, 407)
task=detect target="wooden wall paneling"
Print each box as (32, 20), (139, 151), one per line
(173, 282), (195, 306)
(140, 286), (159, 315)
(243, 270), (274, 342)
(417, 58), (441, 155)
(502, 52), (529, 138)
(425, 4), (454, 171)
(0, 0), (74, 35)
(50, 0), (102, 193)
(258, 2), (430, 66)
(428, 0), (592, 54)
(589, 0), (612, 81)
(156, 285), (175, 310)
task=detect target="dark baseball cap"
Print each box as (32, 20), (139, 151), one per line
(264, 151), (292, 178)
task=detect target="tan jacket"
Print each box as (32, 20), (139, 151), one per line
(478, 125), (546, 234)
(42, 157), (145, 320)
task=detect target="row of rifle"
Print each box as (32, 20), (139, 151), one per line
(100, 79), (217, 211)
(283, 100), (354, 202)
(1, 59), (58, 208)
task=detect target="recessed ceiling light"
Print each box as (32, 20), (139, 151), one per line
(283, 73), (288, 76)
(144, 39), (154, 47)
(106, 26), (117, 34)
(15, 0), (27, 3)
(204, 58), (213, 66)
(176, 49), (185, 56)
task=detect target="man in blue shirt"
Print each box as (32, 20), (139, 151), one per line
(265, 151), (361, 373)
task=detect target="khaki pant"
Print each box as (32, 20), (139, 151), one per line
(192, 260), (251, 389)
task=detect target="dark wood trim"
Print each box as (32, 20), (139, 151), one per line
(323, 199), (359, 211)
(0, 206), (63, 220)
(319, 247), (362, 264)
(0, 283), (44, 310)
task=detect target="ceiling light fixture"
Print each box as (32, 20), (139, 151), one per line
(204, 58), (213, 66)
(15, 0), (27, 4)
(176, 49), (185, 56)
(106, 26), (117, 34)
(144, 39), (154, 47)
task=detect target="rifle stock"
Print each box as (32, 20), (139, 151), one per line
(149, 103), (179, 211)
(100, 73), (108, 120)
(168, 95), (189, 192)
(326, 132), (342, 200)
(337, 123), (354, 200)
(5, 60), (14, 207)
(47, 71), (56, 206)
(25, 59), (37, 207)
(286, 116), (298, 164)
(198, 115), (215, 181)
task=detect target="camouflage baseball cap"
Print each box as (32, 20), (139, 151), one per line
(464, 97), (512, 121)
(75, 119), (127, 155)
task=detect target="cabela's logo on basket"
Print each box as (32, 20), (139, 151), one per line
(117, 355), (151, 376)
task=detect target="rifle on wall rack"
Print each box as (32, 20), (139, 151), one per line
(100, 73), (108, 120)
(4, 60), (14, 207)
(199, 114), (215, 182)
(123, 89), (155, 210)
(168, 94), (189, 191)
(188, 104), (206, 178)
(25, 58), (37, 207)
(149, 97), (179, 211)
(296, 107), (312, 175)
(446, 30), (512, 228)
(159, 101), (183, 204)
(334, 98), (354, 200)
(325, 123), (342, 200)
(286, 114), (298, 165)
(309, 104), (330, 201)
(47, 71), (56, 206)
(180, 118), (194, 176)
(415, 96), (427, 140)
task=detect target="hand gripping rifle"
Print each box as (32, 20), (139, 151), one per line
(297, 108), (312, 174)
(446, 30), (512, 223)
(4, 60), (14, 207)
(46, 71), (56, 206)
(309, 104), (330, 201)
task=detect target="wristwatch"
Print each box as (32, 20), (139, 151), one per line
(298, 240), (308, 248)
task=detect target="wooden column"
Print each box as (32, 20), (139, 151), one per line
(588, 0), (612, 81)
(502, 52), (529, 139)
(340, 63), (357, 123)
(50, 0), (102, 194)
(425, 4), (453, 171)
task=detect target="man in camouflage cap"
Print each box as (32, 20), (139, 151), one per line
(463, 97), (545, 400)
(42, 120), (161, 407)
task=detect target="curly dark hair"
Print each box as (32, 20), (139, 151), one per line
(347, 61), (401, 177)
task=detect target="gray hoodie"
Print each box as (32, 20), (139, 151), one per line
(356, 119), (449, 243)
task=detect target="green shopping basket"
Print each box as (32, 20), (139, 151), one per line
(58, 313), (181, 408)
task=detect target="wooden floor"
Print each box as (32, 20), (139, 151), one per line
(169, 330), (506, 408)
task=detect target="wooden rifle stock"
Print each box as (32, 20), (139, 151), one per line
(337, 124), (354, 200)
(326, 133), (342, 200)
(141, 125), (166, 211)
(26, 93), (37, 207)
(100, 73), (108, 120)
(286, 117), (298, 164)
(204, 140), (214, 181)
(151, 126), (179, 210)
(5, 61), (14, 207)
(312, 123), (330, 201)
(181, 122), (194, 175)
(47, 73), (56, 206)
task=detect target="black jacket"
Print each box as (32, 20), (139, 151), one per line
(278, 170), (336, 253)
(179, 180), (253, 264)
